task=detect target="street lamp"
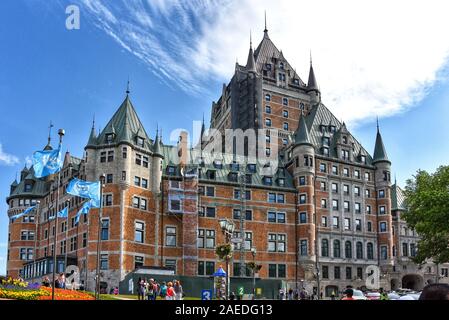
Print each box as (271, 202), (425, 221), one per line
(251, 247), (257, 299)
(219, 218), (235, 299)
(95, 174), (106, 300)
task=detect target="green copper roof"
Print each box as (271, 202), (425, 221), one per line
(7, 166), (49, 202)
(391, 183), (406, 211)
(153, 131), (164, 158)
(294, 115), (313, 146)
(88, 95), (153, 150)
(302, 103), (373, 165)
(373, 129), (390, 164)
(86, 125), (97, 147)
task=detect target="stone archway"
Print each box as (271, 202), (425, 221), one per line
(391, 278), (400, 291)
(402, 274), (424, 291)
(325, 285), (339, 297)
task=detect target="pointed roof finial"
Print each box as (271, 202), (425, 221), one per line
(48, 121), (53, 145)
(376, 116), (380, 131)
(250, 29), (252, 48)
(264, 10), (268, 33)
(126, 77), (130, 95)
(92, 114), (96, 129)
(310, 50), (313, 66)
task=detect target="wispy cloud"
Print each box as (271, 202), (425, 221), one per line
(0, 144), (19, 166)
(75, 0), (449, 124)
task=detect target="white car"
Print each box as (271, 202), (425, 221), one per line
(352, 289), (368, 300)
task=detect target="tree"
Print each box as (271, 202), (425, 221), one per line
(403, 166), (449, 264)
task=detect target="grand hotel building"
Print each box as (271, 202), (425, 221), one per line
(6, 26), (448, 296)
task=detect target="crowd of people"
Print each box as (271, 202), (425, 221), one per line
(40, 273), (66, 289)
(136, 278), (184, 300)
(278, 288), (312, 300)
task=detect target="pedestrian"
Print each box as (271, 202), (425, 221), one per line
(279, 288), (285, 300)
(113, 287), (119, 295)
(137, 277), (145, 300)
(300, 289), (306, 300)
(229, 292), (236, 300)
(342, 288), (355, 300)
(42, 276), (51, 287)
(160, 282), (168, 299)
(166, 282), (175, 300)
(419, 284), (449, 300)
(174, 280), (183, 300)
(152, 280), (158, 300)
(288, 288), (293, 300)
(330, 290), (336, 300)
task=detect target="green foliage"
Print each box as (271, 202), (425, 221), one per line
(216, 244), (233, 261)
(403, 166), (449, 264)
(247, 262), (262, 273)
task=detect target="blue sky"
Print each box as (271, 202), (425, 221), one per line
(0, 0), (448, 275)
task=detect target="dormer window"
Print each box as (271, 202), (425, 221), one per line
(228, 172), (238, 182)
(213, 160), (222, 169)
(278, 178), (285, 187)
(278, 73), (286, 81)
(247, 164), (256, 173)
(265, 64), (272, 71)
(323, 147), (329, 157)
(24, 183), (32, 192)
(106, 133), (114, 143)
(245, 174), (252, 184)
(263, 176), (273, 186)
(323, 137), (330, 146)
(136, 136), (145, 148)
(341, 150), (350, 160)
(280, 62), (284, 70)
(329, 126), (336, 133)
(293, 79), (300, 85)
(360, 155), (366, 164)
(300, 103), (305, 110)
(167, 166), (176, 176)
(343, 136), (348, 144)
(207, 170), (216, 180)
(230, 162), (239, 171)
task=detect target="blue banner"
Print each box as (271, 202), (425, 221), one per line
(66, 178), (101, 207)
(49, 207), (68, 221)
(32, 148), (63, 178)
(74, 200), (94, 225)
(11, 206), (36, 221)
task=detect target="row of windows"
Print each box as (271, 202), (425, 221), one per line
(321, 216), (387, 232)
(264, 93), (305, 110)
(264, 118), (291, 131)
(321, 199), (385, 215)
(134, 176), (149, 189)
(321, 239), (375, 260)
(321, 266), (365, 281)
(318, 163), (372, 181)
(10, 198), (38, 208)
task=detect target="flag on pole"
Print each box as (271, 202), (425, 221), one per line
(66, 178), (101, 207)
(49, 207), (68, 221)
(11, 206), (36, 221)
(32, 148), (63, 178)
(74, 200), (95, 225)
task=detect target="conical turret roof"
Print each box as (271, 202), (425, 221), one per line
(294, 115), (313, 146)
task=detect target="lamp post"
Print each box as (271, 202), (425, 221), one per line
(251, 247), (257, 299)
(219, 218), (235, 300)
(95, 174), (106, 300)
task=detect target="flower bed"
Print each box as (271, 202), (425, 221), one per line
(0, 278), (95, 300)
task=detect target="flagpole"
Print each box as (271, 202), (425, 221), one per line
(64, 200), (70, 282)
(33, 202), (40, 281)
(51, 129), (65, 301)
(95, 174), (105, 300)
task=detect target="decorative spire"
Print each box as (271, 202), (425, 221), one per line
(126, 77), (130, 95)
(44, 121), (54, 150)
(153, 125), (163, 158)
(246, 31), (257, 73)
(264, 10), (268, 33)
(307, 56), (319, 92)
(87, 115), (97, 147)
(373, 119), (390, 164)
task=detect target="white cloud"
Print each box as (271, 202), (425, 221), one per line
(0, 144), (19, 166)
(77, 0), (449, 125)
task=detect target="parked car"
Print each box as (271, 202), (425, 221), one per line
(352, 289), (368, 300)
(366, 292), (381, 300)
(388, 292), (400, 300)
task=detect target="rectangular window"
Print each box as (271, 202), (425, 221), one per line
(320, 163), (327, 173)
(269, 264), (277, 278)
(299, 212), (307, 224)
(321, 199), (327, 208)
(300, 240), (308, 256)
(344, 201), (350, 212)
(299, 194), (306, 204)
(265, 118), (272, 127)
(103, 194), (112, 207)
(135, 154), (142, 166)
(346, 267), (352, 280)
(380, 222), (387, 232)
(366, 205), (372, 214)
(320, 181), (326, 191)
(379, 190), (385, 198)
(100, 152), (106, 163)
(332, 183), (338, 193)
(107, 151), (114, 162)
(142, 178), (148, 189)
(354, 186), (361, 196)
(100, 254), (108, 270)
(343, 184), (349, 195)
(365, 172), (370, 181)
(355, 202), (361, 214)
(333, 217), (339, 228)
(142, 156), (149, 168)
(134, 176), (141, 187)
(321, 216), (328, 227)
(366, 189), (371, 198)
(106, 174), (113, 184)
(283, 122), (289, 131)
(101, 219), (109, 240)
(268, 212), (276, 223)
(169, 198), (181, 212)
(343, 168), (349, 177)
(82, 232), (87, 248)
(206, 207), (216, 218)
(135, 222), (145, 243)
(334, 266), (341, 279)
(322, 266), (329, 279)
(332, 199), (339, 210)
(381, 246), (388, 260)
(344, 218), (351, 231)
(356, 219), (362, 231)
(367, 221), (372, 232)
(206, 186), (215, 197)
(283, 110), (289, 118)
(166, 227), (176, 247)
(268, 193), (276, 203)
(277, 194), (285, 204)
(265, 106), (271, 114)
(134, 256), (144, 269)
(299, 176), (306, 186)
(379, 206), (386, 215)
(354, 170), (360, 179)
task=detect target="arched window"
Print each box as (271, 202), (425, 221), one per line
(321, 239), (329, 257)
(356, 242), (363, 259)
(345, 241), (352, 259)
(333, 240), (341, 258)
(367, 243), (374, 260)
